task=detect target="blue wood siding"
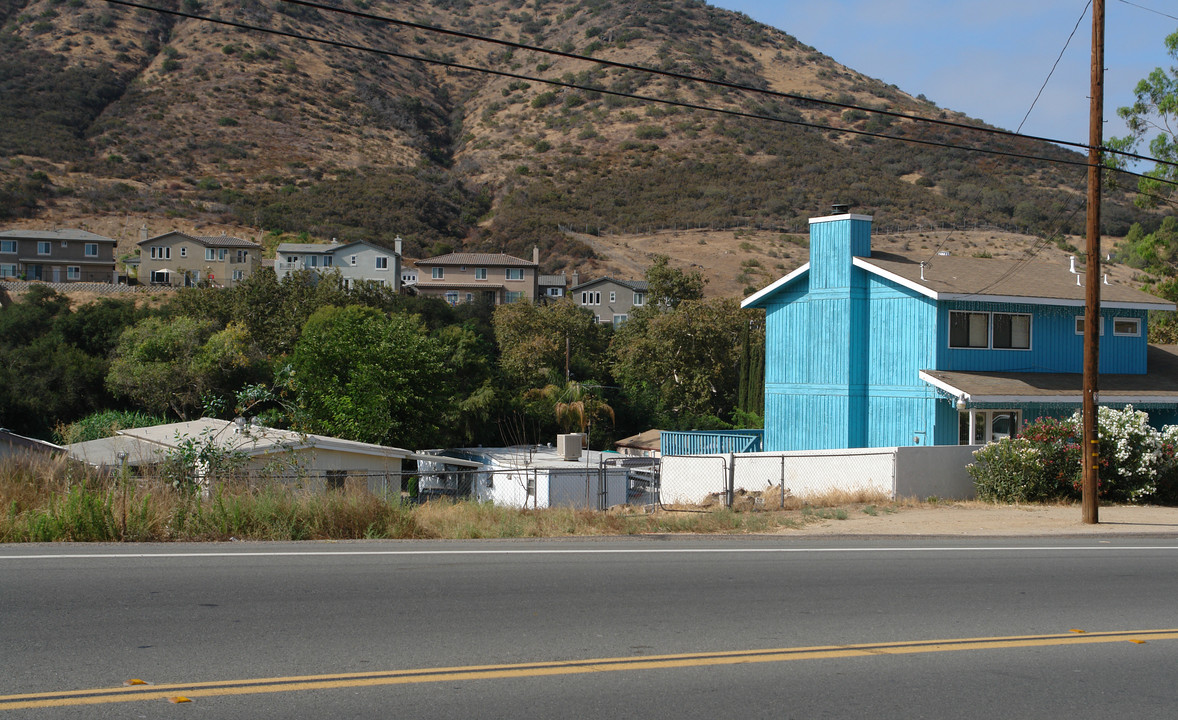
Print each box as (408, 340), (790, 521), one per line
(660, 430), (763, 456)
(936, 302), (1147, 374)
(809, 217), (871, 290)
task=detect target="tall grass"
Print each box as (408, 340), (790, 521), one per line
(1, 455), (888, 542)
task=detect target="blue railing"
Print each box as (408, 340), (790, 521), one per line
(660, 430), (763, 456)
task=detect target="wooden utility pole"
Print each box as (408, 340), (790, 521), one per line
(1082, 0), (1105, 524)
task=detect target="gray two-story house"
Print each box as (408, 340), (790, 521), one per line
(275, 239), (402, 290)
(0, 229), (118, 283)
(571, 276), (648, 324)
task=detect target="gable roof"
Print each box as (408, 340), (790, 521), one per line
(140, 231), (260, 249)
(742, 253), (1172, 311)
(0, 228), (117, 243)
(275, 240), (397, 255)
(415, 252), (535, 267)
(571, 276), (649, 292)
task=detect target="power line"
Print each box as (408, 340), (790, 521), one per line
(97, 0), (1178, 187)
(1117, 0), (1178, 22)
(279, 0), (1178, 171)
(1017, 1), (1091, 134)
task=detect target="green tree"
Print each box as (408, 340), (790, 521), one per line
(106, 316), (221, 419)
(644, 254), (706, 309)
(492, 299), (608, 388)
(1108, 29), (1178, 207)
(288, 305), (450, 448)
(610, 298), (750, 427)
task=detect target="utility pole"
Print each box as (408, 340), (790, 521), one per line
(1082, 0), (1105, 524)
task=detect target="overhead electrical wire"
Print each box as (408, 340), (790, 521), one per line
(97, 0), (1178, 188)
(1017, 0), (1091, 134)
(1117, 0), (1178, 22)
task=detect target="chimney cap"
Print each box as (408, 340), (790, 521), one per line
(831, 203), (850, 215)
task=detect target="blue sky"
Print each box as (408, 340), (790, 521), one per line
(709, 1), (1177, 155)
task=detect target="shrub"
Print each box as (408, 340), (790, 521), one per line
(969, 437), (1065, 503)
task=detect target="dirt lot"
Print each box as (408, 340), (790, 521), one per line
(780, 502), (1178, 537)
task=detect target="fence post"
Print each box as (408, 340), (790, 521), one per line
(780, 455), (785, 509)
(726, 453), (735, 508)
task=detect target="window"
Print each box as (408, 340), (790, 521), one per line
(179, 247), (187, 258)
(151, 246), (170, 260)
(375, 256), (388, 270)
(505, 268), (524, 280)
(1114, 318), (1141, 336)
(580, 291), (601, 305)
(350, 255), (357, 266)
(66, 266), (80, 280)
(432, 267), (444, 279)
(308, 256), (319, 268)
(959, 409), (1021, 445)
(205, 248), (215, 261)
(949, 311), (1030, 350)
(466, 293), (474, 302)
(323, 256), (332, 267)
(232, 269), (244, 281)
(0, 264), (17, 278)
(37, 242), (51, 255)
(0, 240), (15, 254)
(218, 249), (226, 261)
(613, 314), (628, 326)
(610, 291), (616, 303)
(505, 290), (524, 303)
(151, 270), (170, 284)
(444, 291), (459, 304)
(475, 268), (487, 280)
(547, 287), (562, 297)
(84, 243), (98, 257)
(634, 292), (645, 306)
(1074, 316), (1105, 335)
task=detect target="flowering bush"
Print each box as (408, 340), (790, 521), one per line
(968, 406), (1178, 504)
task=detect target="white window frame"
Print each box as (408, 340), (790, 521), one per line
(475, 268), (487, 280)
(1075, 316), (1105, 336)
(66, 266), (80, 280)
(634, 292), (645, 306)
(613, 313), (628, 325)
(505, 290), (524, 303)
(323, 256), (332, 267)
(505, 268), (524, 281)
(350, 255), (357, 266)
(37, 242), (51, 256)
(959, 409), (1022, 445)
(610, 291), (616, 303)
(949, 310), (1031, 350)
(205, 248), (215, 261)
(218, 249), (227, 261)
(0, 263), (17, 278)
(84, 243), (98, 257)
(179, 247), (187, 258)
(547, 287), (562, 297)
(0, 240), (15, 254)
(232, 269), (245, 281)
(432, 267), (445, 279)
(375, 256), (388, 270)
(1113, 317), (1141, 337)
(444, 291), (459, 304)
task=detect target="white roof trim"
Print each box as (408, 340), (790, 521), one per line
(741, 263), (810, 308)
(917, 371), (1178, 405)
(809, 213), (873, 224)
(855, 258), (1174, 311)
(918, 371), (968, 400)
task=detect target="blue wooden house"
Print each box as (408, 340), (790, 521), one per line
(742, 208), (1178, 450)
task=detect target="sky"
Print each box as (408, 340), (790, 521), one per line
(709, 0), (1177, 161)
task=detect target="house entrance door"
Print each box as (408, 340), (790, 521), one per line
(958, 409), (1021, 445)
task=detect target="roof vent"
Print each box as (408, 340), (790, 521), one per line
(830, 203), (850, 215)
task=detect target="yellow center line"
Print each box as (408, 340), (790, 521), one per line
(2, 629), (1174, 710)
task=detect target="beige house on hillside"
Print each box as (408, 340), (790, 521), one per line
(414, 248), (540, 305)
(0, 229), (118, 283)
(138, 230), (261, 288)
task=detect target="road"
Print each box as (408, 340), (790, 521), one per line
(2, 537), (1177, 718)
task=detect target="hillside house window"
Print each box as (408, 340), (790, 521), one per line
(505, 268), (524, 280)
(444, 291), (458, 304)
(634, 292), (645, 306)
(232, 270), (244, 281)
(1114, 318), (1141, 336)
(950, 311), (1029, 350)
(475, 268), (487, 280)
(37, 242), (51, 256)
(375, 256), (388, 270)
(66, 266), (80, 280)
(350, 255), (357, 266)
(613, 314), (628, 325)
(0, 264), (17, 278)
(308, 256), (319, 268)
(180, 247), (187, 258)
(150, 270), (170, 284)
(0, 240), (15, 254)
(205, 249), (215, 261)
(959, 409), (1021, 445)
(84, 243), (98, 257)
(581, 291), (600, 305)
(218, 249), (226, 261)
(610, 291), (616, 303)
(323, 256), (332, 267)
(547, 287), (562, 297)
(505, 290), (524, 303)
(432, 267), (444, 279)
(150, 246), (170, 260)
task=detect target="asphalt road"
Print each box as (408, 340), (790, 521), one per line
(3, 537), (1178, 718)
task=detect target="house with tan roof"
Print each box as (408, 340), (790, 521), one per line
(137, 230), (261, 288)
(413, 248), (540, 305)
(742, 207), (1178, 450)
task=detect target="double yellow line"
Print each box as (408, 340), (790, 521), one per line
(3, 629), (1174, 710)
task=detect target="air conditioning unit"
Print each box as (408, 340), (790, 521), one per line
(556, 433), (584, 461)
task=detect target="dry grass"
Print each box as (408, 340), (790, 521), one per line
(1, 455), (931, 542)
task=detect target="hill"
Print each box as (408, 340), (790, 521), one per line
(0, 0), (1164, 283)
